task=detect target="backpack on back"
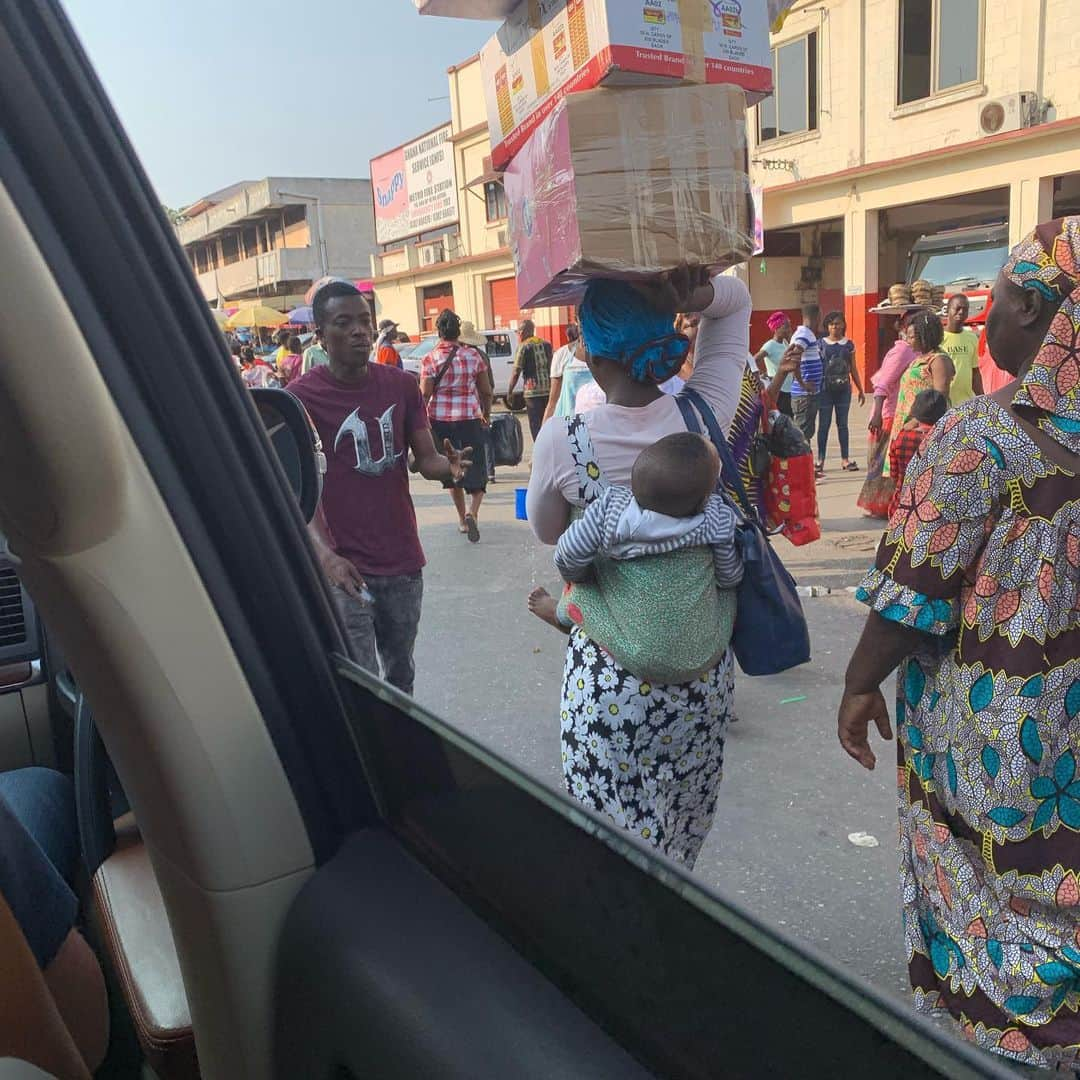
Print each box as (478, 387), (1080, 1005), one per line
(823, 341), (852, 392)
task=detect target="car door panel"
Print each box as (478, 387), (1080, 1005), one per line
(301, 661), (1014, 1080)
(276, 828), (652, 1080)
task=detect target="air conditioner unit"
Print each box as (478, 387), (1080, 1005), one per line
(418, 241), (445, 267)
(978, 92), (1038, 137)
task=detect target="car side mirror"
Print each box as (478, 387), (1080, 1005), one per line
(250, 388), (324, 523)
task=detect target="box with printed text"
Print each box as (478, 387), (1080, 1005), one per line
(504, 83), (754, 309)
(481, 0), (771, 170)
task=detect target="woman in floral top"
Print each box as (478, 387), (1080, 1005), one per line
(838, 217), (1080, 1070)
(882, 311), (954, 478)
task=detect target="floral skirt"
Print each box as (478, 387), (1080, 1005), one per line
(856, 418), (894, 519)
(559, 627), (733, 869)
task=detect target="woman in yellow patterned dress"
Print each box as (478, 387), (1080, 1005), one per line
(837, 217), (1080, 1070)
(882, 311), (955, 477)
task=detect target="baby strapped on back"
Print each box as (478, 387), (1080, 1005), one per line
(531, 432), (744, 684)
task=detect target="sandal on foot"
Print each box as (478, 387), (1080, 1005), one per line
(843, 461), (860, 471)
(464, 515), (480, 543)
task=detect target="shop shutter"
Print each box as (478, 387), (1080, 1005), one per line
(489, 277), (518, 331)
(421, 283), (454, 333)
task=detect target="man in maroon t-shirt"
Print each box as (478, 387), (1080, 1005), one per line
(290, 281), (470, 693)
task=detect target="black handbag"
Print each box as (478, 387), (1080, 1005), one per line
(676, 387), (811, 676)
(490, 412), (524, 467)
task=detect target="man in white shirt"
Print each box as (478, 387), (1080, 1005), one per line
(541, 324), (585, 424)
(788, 304), (823, 444)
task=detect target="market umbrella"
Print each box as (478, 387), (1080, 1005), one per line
(208, 308), (228, 327)
(225, 304), (289, 330)
(288, 305), (314, 324)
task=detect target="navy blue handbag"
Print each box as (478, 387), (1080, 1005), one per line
(676, 387), (811, 676)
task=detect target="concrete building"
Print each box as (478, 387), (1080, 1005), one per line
(376, 1), (1080, 365)
(176, 177), (376, 311)
(370, 58), (570, 344)
(748, 0), (1080, 377)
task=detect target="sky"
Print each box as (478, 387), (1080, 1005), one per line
(62, 0), (498, 210)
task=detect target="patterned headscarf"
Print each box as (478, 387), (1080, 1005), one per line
(1002, 216), (1080, 452)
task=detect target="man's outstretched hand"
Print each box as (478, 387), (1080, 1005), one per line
(443, 438), (473, 484)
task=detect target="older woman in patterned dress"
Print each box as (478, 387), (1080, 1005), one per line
(837, 217), (1080, 1070)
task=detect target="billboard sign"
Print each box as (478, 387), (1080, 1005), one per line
(371, 124), (459, 245)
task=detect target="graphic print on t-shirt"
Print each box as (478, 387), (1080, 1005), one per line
(334, 405), (402, 477)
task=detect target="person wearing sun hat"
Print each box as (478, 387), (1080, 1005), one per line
(838, 217), (1080, 1070)
(374, 318), (401, 367)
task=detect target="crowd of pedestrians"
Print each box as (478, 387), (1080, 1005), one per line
(242, 215), (1079, 1071)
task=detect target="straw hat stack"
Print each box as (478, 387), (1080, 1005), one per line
(888, 282), (913, 306)
(910, 279), (945, 307)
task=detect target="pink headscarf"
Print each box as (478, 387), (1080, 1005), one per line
(766, 311), (788, 332)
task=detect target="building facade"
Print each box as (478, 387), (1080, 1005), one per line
(748, 0), (1080, 377)
(370, 58), (570, 343)
(175, 177), (376, 311)
(377, 2), (1080, 363)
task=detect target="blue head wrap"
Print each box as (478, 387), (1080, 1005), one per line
(578, 279), (690, 384)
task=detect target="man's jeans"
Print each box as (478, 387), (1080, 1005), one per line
(792, 392), (820, 443)
(333, 572), (423, 695)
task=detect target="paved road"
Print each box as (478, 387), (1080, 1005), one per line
(409, 411), (910, 1001)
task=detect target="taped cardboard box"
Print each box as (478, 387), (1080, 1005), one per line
(481, 0), (771, 170)
(414, 0), (795, 28)
(505, 83), (754, 309)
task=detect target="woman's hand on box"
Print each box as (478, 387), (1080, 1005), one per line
(634, 263), (714, 316)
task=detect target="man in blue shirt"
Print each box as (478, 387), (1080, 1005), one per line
(789, 303), (823, 454)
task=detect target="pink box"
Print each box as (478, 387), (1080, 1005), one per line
(505, 83), (754, 309)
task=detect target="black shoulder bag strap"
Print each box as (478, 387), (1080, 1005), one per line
(429, 344), (459, 401)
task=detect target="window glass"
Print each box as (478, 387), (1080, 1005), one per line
(758, 90), (777, 143)
(775, 39), (808, 137)
(758, 33), (817, 142)
(936, 0), (979, 89)
(484, 181), (508, 223)
(484, 332), (512, 357)
(898, 0), (932, 104)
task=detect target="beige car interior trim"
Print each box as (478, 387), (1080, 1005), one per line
(0, 181), (315, 1077)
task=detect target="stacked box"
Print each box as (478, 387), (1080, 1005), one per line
(414, 0), (517, 15)
(504, 83), (754, 309)
(480, 0), (771, 170)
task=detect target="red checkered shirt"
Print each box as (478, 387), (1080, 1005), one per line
(420, 340), (486, 422)
(888, 422), (933, 517)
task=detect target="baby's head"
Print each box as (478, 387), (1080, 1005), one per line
(631, 433), (720, 518)
(910, 388), (948, 427)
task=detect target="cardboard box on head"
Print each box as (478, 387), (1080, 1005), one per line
(480, 0), (772, 170)
(504, 82), (755, 309)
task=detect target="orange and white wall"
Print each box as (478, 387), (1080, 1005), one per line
(749, 0), (1080, 383)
